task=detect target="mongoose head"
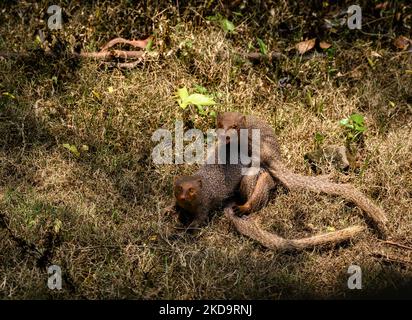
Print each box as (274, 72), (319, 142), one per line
(216, 112), (246, 144)
(174, 176), (202, 211)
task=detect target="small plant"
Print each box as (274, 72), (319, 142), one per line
(207, 14), (235, 34)
(256, 37), (268, 55)
(176, 86), (216, 117)
(314, 132), (325, 146)
(340, 113), (366, 141)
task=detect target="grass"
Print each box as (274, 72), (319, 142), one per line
(0, 0), (411, 299)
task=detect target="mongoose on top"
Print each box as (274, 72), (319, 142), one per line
(216, 111), (388, 238)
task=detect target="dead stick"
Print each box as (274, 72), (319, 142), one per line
(78, 50), (144, 60)
(100, 37), (149, 51)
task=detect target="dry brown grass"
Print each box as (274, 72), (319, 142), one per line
(0, 1), (411, 299)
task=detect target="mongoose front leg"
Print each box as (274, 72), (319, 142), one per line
(187, 208), (209, 230)
(234, 170), (275, 216)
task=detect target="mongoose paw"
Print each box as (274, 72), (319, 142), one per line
(233, 204), (251, 217)
(163, 205), (177, 216)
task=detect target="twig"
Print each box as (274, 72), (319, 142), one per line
(380, 240), (412, 251)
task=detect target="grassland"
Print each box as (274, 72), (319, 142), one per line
(0, 1), (411, 299)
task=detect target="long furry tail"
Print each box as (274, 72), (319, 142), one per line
(225, 206), (365, 251)
(267, 160), (388, 238)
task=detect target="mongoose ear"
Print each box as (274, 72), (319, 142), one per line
(174, 176), (181, 185)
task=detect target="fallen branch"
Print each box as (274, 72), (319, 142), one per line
(0, 37), (149, 69)
(100, 37), (149, 51)
(224, 206), (365, 252)
(77, 50), (144, 60)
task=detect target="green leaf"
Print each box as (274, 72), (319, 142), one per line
(257, 38), (268, 55)
(206, 15), (220, 22)
(145, 38), (153, 52)
(2, 92), (16, 99)
(177, 87), (189, 100)
(221, 19), (235, 33)
(63, 144), (80, 158)
(209, 110), (217, 118)
(196, 105), (206, 115)
(314, 132), (325, 144)
(186, 94), (216, 106)
(194, 85), (208, 94)
(349, 113), (364, 125)
(178, 100), (188, 109)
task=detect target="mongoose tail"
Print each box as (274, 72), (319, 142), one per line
(225, 205), (366, 251)
(267, 159), (388, 238)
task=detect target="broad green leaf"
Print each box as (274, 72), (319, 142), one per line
(257, 37), (268, 55)
(209, 110), (217, 118)
(63, 144), (80, 157)
(186, 94), (216, 106)
(350, 113), (364, 125)
(221, 19), (235, 33)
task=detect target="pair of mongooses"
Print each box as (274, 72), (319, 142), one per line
(174, 112), (387, 237)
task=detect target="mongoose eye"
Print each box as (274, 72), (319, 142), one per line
(188, 187), (195, 196)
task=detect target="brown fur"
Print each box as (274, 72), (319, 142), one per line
(217, 112), (388, 237)
(173, 143), (244, 229)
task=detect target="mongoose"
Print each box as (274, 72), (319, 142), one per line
(236, 168), (276, 215)
(216, 112), (388, 237)
(174, 167), (275, 228)
(173, 142), (244, 229)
